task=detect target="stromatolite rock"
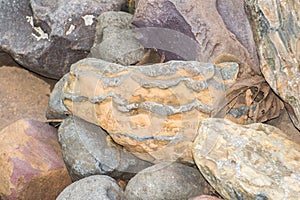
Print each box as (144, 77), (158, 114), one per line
(58, 116), (152, 181)
(193, 118), (300, 200)
(62, 58), (239, 163)
(0, 0), (125, 79)
(89, 11), (145, 65)
(133, 0), (260, 75)
(246, 0), (300, 130)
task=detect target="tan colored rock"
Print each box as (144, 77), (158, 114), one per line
(62, 58), (239, 163)
(0, 119), (72, 199)
(193, 118), (300, 200)
(246, 0), (300, 130)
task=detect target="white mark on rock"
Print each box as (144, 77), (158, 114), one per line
(26, 16), (49, 41)
(66, 24), (75, 35)
(68, 18), (72, 22)
(82, 15), (95, 26)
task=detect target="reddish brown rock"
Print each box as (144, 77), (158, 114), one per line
(0, 119), (72, 200)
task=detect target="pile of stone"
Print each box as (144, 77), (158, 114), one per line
(0, 0), (299, 199)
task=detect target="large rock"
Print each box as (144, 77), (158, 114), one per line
(89, 11), (145, 65)
(124, 162), (215, 200)
(246, 0), (300, 130)
(133, 0), (260, 75)
(57, 175), (124, 200)
(193, 118), (300, 200)
(58, 116), (152, 181)
(0, 119), (72, 200)
(62, 58), (239, 163)
(0, 0), (125, 79)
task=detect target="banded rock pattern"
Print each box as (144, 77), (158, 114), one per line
(62, 58), (238, 163)
(246, 0), (300, 130)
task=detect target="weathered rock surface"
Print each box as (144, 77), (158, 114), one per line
(56, 175), (124, 200)
(58, 116), (152, 181)
(0, 0), (125, 79)
(62, 58), (239, 163)
(193, 118), (300, 200)
(133, 0), (260, 75)
(0, 119), (71, 200)
(246, 0), (300, 130)
(124, 162), (215, 200)
(189, 195), (223, 200)
(0, 66), (54, 130)
(89, 11), (145, 65)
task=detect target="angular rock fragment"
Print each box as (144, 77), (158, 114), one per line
(89, 11), (145, 65)
(124, 162), (215, 200)
(193, 118), (300, 200)
(58, 116), (152, 181)
(0, 0), (125, 79)
(246, 0), (300, 130)
(62, 58), (239, 163)
(57, 175), (124, 200)
(0, 119), (71, 200)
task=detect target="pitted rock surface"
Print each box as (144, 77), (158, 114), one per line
(62, 58), (239, 163)
(193, 118), (300, 200)
(246, 0), (300, 130)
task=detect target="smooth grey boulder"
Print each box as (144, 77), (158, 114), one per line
(0, 0), (125, 79)
(124, 162), (215, 200)
(58, 116), (152, 181)
(56, 175), (123, 200)
(89, 11), (145, 65)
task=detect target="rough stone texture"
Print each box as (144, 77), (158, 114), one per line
(46, 73), (69, 120)
(189, 195), (223, 200)
(58, 116), (152, 181)
(0, 66), (54, 130)
(0, 0), (125, 79)
(0, 119), (72, 200)
(89, 11), (145, 65)
(124, 162), (215, 200)
(133, 0), (260, 75)
(246, 0), (300, 130)
(193, 118), (300, 200)
(62, 58), (239, 163)
(56, 175), (124, 200)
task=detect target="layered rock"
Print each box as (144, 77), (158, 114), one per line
(0, 119), (71, 199)
(0, 0), (125, 79)
(193, 118), (300, 200)
(246, 0), (300, 130)
(62, 58), (239, 163)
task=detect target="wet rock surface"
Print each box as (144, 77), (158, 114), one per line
(0, 119), (71, 200)
(0, 0), (125, 79)
(193, 118), (300, 200)
(58, 116), (152, 181)
(124, 162), (215, 200)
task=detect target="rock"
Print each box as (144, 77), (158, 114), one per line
(0, 66), (54, 130)
(0, 52), (19, 66)
(57, 175), (124, 200)
(58, 116), (152, 181)
(0, 0), (125, 79)
(62, 58), (239, 163)
(133, 0), (260, 75)
(189, 195), (223, 200)
(193, 118), (300, 200)
(124, 162), (215, 200)
(246, 0), (300, 130)
(46, 73), (69, 120)
(89, 11), (145, 65)
(0, 119), (72, 200)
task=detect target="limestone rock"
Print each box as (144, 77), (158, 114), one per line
(89, 11), (145, 65)
(0, 0), (125, 79)
(0, 119), (72, 200)
(62, 58), (239, 163)
(133, 0), (260, 75)
(124, 162), (215, 200)
(246, 0), (300, 130)
(57, 175), (124, 200)
(58, 116), (152, 181)
(193, 118), (300, 200)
